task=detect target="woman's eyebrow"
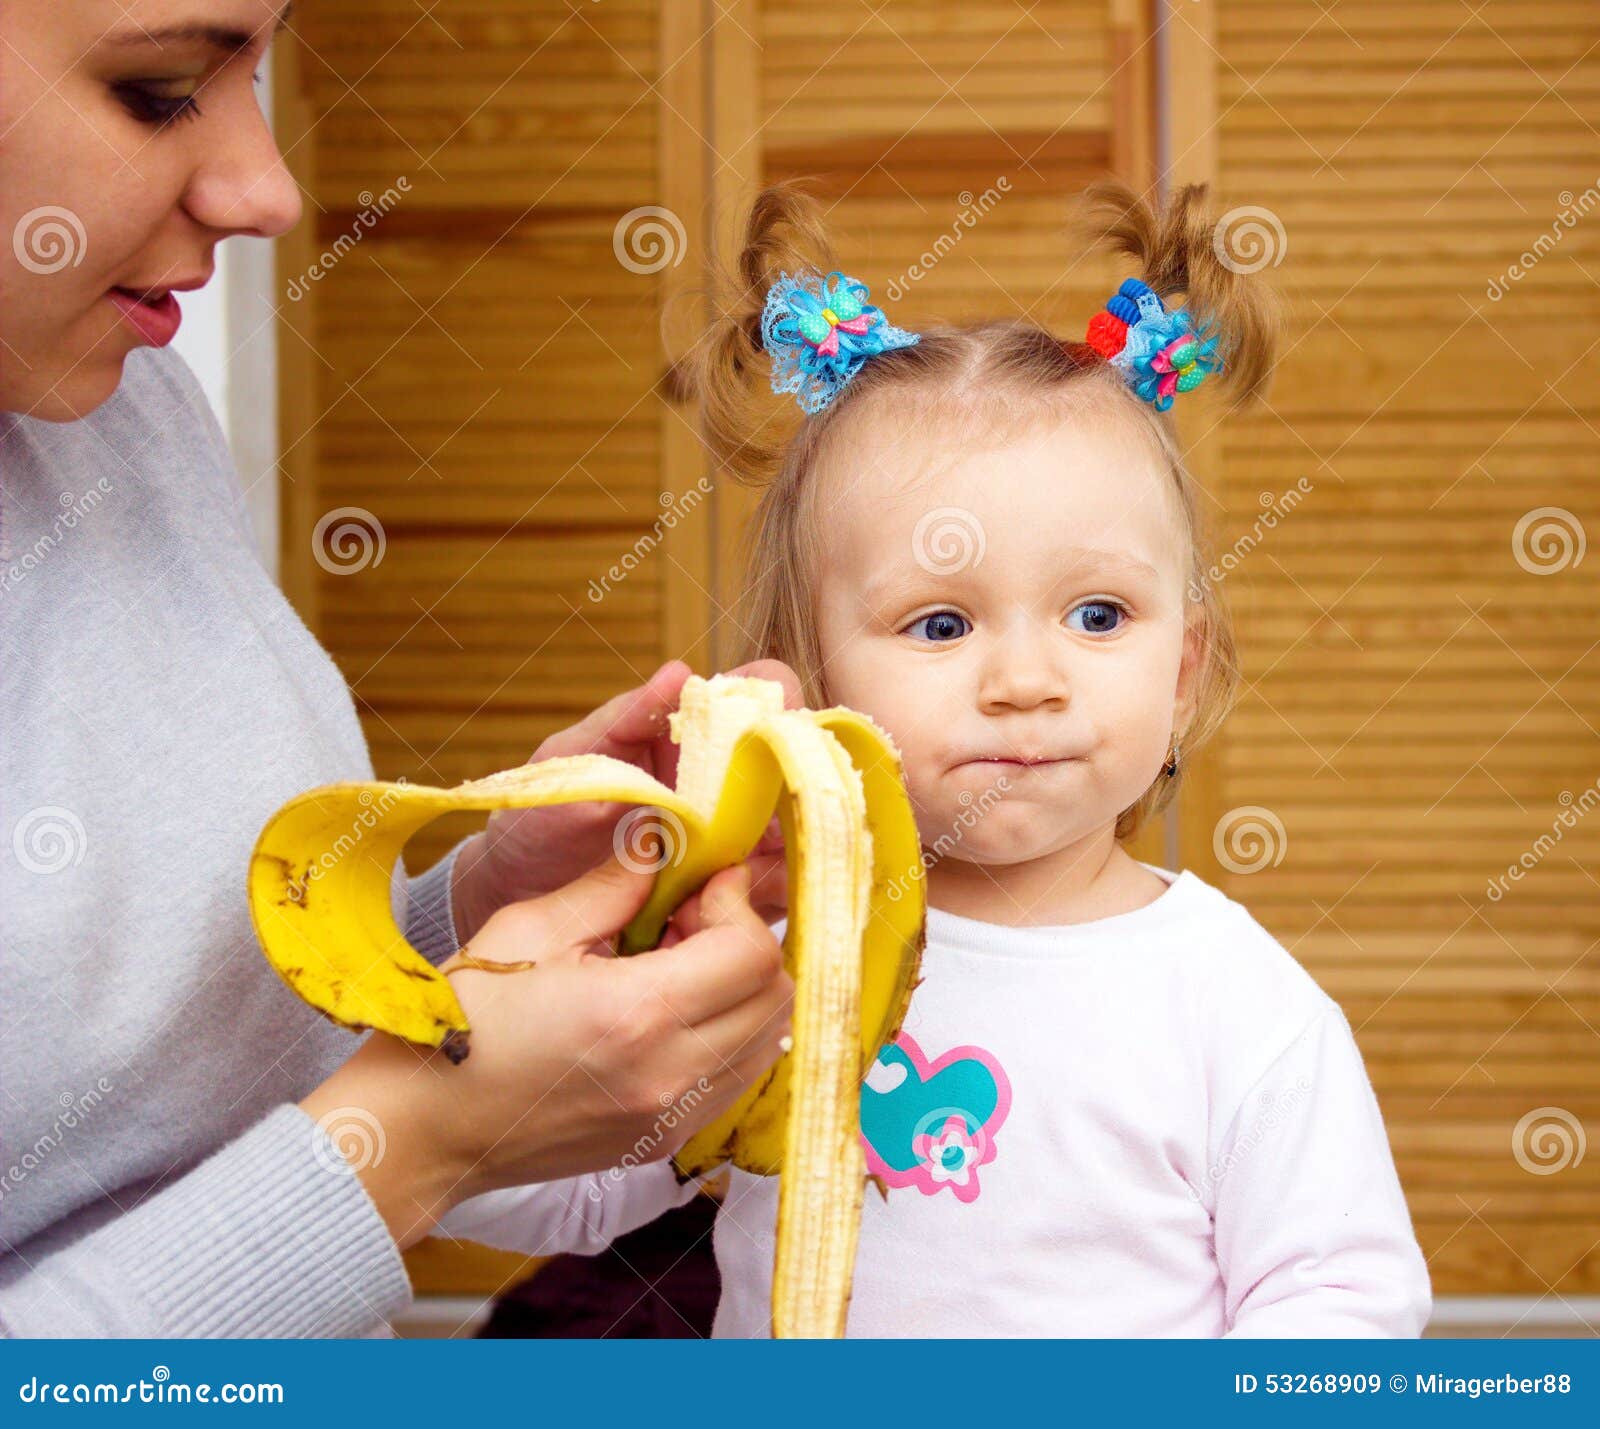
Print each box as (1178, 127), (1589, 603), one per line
(107, 3), (294, 55)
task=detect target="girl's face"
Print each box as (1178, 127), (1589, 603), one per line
(815, 399), (1202, 883)
(0, 0), (300, 419)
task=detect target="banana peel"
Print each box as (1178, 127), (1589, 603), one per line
(248, 674), (926, 1336)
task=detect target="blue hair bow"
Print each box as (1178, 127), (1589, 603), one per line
(1104, 283), (1223, 413)
(761, 269), (920, 414)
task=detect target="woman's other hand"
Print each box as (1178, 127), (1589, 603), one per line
(301, 857), (791, 1250)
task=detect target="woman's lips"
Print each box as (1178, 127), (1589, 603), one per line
(108, 288), (182, 347)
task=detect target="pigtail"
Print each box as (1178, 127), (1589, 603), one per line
(673, 181), (840, 488)
(1074, 179), (1283, 411)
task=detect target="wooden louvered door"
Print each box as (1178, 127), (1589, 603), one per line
(276, 1), (715, 876)
(1172, 2), (1600, 1304)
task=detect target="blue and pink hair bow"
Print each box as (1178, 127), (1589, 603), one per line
(761, 269), (920, 414)
(1085, 278), (1223, 412)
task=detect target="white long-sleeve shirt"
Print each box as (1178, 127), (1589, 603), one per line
(440, 864), (1432, 1337)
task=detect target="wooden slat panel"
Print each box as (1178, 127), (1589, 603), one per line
(765, 131), (1112, 200)
(759, 0), (1113, 142)
(298, 0), (658, 207)
(1198, 0), (1600, 1296)
(289, 0), (689, 878)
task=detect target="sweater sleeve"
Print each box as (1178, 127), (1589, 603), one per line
(0, 1105), (410, 1338)
(1212, 1005), (1433, 1338)
(399, 837), (471, 968)
(433, 1160), (700, 1259)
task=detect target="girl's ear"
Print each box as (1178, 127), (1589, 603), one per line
(1172, 607), (1206, 738)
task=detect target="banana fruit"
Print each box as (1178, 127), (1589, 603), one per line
(248, 673), (925, 1337)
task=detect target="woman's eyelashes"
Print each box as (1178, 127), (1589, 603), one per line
(113, 79), (205, 127)
(112, 58), (266, 130)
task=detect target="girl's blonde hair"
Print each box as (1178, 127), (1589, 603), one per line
(675, 179), (1283, 841)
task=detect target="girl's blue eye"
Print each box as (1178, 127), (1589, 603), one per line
(1067, 601), (1125, 636)
(906, 611), (970, 643)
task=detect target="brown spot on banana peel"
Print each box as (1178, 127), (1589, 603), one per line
(259, 853), (310, 908)
(285, 860), (317, 909)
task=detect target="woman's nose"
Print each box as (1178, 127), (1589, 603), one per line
(977, 623), (1071, 713)
(183, 90), (303, 239)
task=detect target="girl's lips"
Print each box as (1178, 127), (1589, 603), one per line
(108, 288), (182, 347)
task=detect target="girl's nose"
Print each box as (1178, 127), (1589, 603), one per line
(182, 89), (303, 239)
(976, 622), (1071, 713)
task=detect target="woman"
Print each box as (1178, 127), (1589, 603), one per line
(0, 0), (792, 1336)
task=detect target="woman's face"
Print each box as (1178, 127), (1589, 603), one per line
(0, 0), (300, 419)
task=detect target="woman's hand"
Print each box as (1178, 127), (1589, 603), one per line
(449, 659), (799, 940)
(302, 856), (791, 1251)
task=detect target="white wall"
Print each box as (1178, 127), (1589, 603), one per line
(170, 53), (281, 581)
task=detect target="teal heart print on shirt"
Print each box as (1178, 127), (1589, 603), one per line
(859, 1033), (1012, 1202)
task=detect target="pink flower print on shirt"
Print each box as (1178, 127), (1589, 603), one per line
(914, 1115), (986, 1192)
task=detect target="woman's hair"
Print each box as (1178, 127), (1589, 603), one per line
(674, 178), (1283, 841)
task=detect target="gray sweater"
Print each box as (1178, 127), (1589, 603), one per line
(0, 347), (465, 1336)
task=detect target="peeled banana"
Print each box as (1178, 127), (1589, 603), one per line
(248, 673), (926, 1337)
